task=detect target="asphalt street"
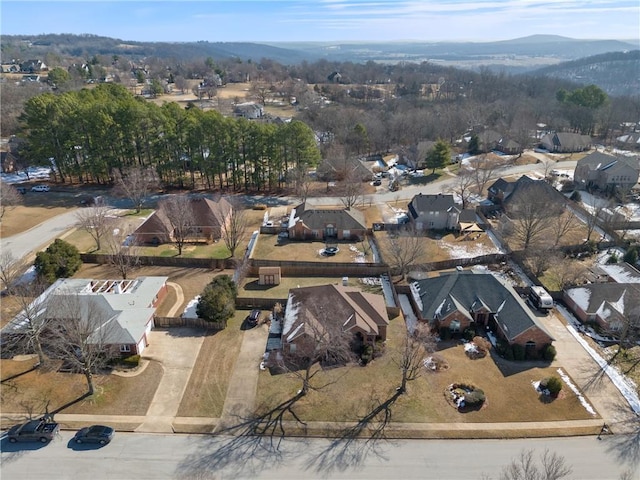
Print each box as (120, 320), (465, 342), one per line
(0, 431), (635, 479)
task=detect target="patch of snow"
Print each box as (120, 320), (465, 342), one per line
(182, 296), (200, 318)
(556, 304), (640, 414)
(556, 368), (597, 416)
(437, 238), (503, 259)
(409, 282), (423, 312)
(1, 166), (52, 184)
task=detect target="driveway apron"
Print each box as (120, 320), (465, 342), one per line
(136, 328), (204, 433)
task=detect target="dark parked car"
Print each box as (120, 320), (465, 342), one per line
(16, 186), (27, 194)
(246, 309), (261, 327)
(73, 425), (114, 445)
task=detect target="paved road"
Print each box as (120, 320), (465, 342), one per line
(0, 209), (80, 261)
(0, 431), (635, 479)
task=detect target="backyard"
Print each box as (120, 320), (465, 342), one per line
(252, 234), (374, 263)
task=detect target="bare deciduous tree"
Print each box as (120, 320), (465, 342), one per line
(505, 187), (560, 250)
(45, 292), (119, 395)
(282, 304), (357, 396)
(339, 167), (365, 209)
(470, 155), (499, 197)
(75, 201), (113, 251)
(104, 223), (140, 279)
(220, 198), (249, 258)
(112, 166), (160, 213)
(0, 181), (23, 221)
(1, 278), (51, 366)
(0, 251), (27, 293)
(381, 228), (427, 281)
(451, 166), (476, 209)
(396, 323), (436, 393)
(545, 256), (588, 290)
(550, 209), (580, 247)
(159, 195), (196, 256)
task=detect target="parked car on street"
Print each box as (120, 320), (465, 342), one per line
(16, 186), (27, 194)
(31, 184), (50, 192)
(7, 419), (59, 443)
(73, 425), (115, 445)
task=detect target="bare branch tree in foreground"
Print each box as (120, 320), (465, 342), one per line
(104, 222), (140, 279)
(220, 198), (249, 258)
(381, 227), (427, 281)
(396, 322), (437, 394)
(75, 201), (113, 251)
(0, 181), (23, 221)
(45, 292), (119, 395)
(159, 195), (196, 256)
(112, 166), (160, 213)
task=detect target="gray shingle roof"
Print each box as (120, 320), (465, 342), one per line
(411, 271), (554, 342)
(407, 193), (456, 219)
(292, 202), (366, 231)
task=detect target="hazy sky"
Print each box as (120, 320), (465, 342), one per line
(2, 0), (639, 43)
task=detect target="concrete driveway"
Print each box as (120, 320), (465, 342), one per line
(136, 328), (205, 433)
(538, 310), (636, 430)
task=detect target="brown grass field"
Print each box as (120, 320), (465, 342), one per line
(255, 317), (599, 426)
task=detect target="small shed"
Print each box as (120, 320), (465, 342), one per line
(259, 266), (281, 286)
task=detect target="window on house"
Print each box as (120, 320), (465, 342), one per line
(120, 345), (131, 353)
(450, 320), (461, 332)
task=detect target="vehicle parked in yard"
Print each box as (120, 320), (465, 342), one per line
(31, 184), (50, 192)
(7, 419), (59, 443)
(73, 425), (115, 445)
(246, 309), (261, 327)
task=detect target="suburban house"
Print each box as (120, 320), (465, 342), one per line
(539, 132), (592, 153)
(616, 132), (640, 151)
(407, 193), (461, 231)
(134, 196), (232, 246)
(233, 102), (264, 119)
(409, 270), (555, 356)
(487, 175), (567, 211)
(1, 276), (169, 356)
(473, 129), (522, 155)
(573, 151), (639, 193)
(563, 282), (640, 332)
(19, 59), (47, 73)
(316, 156), (372, 182)
(281, 284), (389, 355)
(287, 201), (367, 240)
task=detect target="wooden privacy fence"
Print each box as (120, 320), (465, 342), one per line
(154, 316), (225, 331)
(80, 253), (236, 270)
(248, 258), (389, 276)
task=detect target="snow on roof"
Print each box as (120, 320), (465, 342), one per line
(409, 282), (423, 312)
(565, 287), (591, 309)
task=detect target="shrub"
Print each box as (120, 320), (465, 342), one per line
(607, 253), (619, 264)
(541, 376), (562, 397)
(543, 344), (556, 362)
(512, 344), (525, 361)
(464, 389), (485, 406)
(361, 345), (373, 365)
(252, 203), (267, 210)
(463, 328), (476, 341)
(570, 190), (581, 202)
(34, 238), (82, 284)
(623, 247), (638, 266)
(439, 327), (451, 340)
(122, 355), (140, 367)
(472, 336), (492, 354)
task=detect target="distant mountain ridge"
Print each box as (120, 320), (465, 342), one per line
(530, 50), (640, 96)
(3, 33), (636, 66)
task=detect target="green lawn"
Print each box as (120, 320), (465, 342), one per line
(239, 276), (383, 299)
(252, 235), (373, 262)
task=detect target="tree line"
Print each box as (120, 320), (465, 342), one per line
(19, 83), (320, 191)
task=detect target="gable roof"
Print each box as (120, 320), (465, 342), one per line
(283, 284), (389, 343)
(290, 202), (366, 231)
(565, 283), (640, 324)
(3, 277), (168, 346)
(135, 196), (231, 236)
(408, 193), (457, 219)
(489, 175), (566, 209)
(578, 151), (639, 173)
(411, 271), (554, 342)
(542, 132), (592, 150)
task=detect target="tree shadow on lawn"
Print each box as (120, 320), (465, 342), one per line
(154, 326), (212, 339)
(176, 393), (306, 479)
(305, 389), (403, 475)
